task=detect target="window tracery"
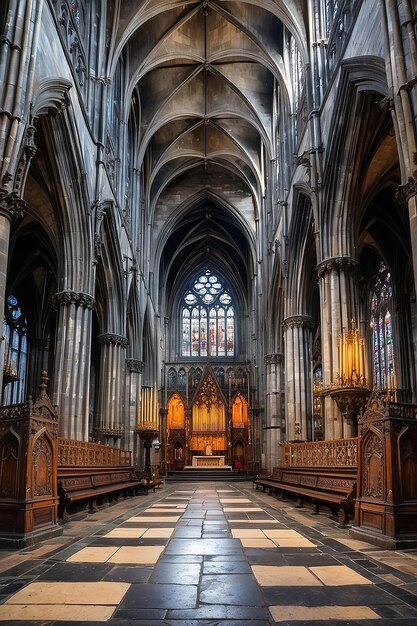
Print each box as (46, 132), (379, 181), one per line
(181, 270), (235, 358)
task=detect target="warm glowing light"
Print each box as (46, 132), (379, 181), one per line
(338, 319), (367, 388)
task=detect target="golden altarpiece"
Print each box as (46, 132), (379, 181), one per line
(162, 365), (253, 471)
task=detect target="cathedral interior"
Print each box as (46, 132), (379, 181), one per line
(1, 1), (417, 623)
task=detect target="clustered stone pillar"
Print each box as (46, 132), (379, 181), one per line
(264, 353), (284, 470)
(283, 316), (314, 441)
(96, 333), (128, 443)
(53, 291), (94, 440)
(125, 358), (144, 461)
(317, 257), (359, 439)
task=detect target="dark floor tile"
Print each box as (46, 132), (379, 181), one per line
(263, 584), (401, 607)
(165, 538), (241, 556)
(203, 554), (246, 562)
(120, 583), (198, 609)
(269, 621), (417, 626)
(150, 562), (201, 585)
(374, 603), (417, 618)
(103, 565), (153, 582)
(158, 554), (203, 564)
(200, 573), (264, 605)
(168, 604), (270, 620)
(377, 581), (417, 608)
(112, 608), (167, 620)
(0, 580), (28, 598)
(203, 560), (251, 574)
(0, 560), (45, 578)
(172, 528), (202, 539)
(246, 551), (287, 565)
(283, 553), (338, 566)
(36, 561), (113, 582)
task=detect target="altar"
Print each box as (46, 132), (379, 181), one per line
(191, 455), (227, 467)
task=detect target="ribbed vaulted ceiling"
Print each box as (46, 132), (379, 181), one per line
(114, 0), (304, 299)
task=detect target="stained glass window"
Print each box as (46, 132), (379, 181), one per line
(371, 261), (396, 391)
(2, 295), (28, 405)
(181, 270), (235, 357)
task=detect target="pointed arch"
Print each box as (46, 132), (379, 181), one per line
(167, 392), (185, 429)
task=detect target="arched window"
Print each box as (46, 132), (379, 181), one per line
(371, 262), (396, 392)
(181, 270), (235, 357)
(2, 295), (28, 405)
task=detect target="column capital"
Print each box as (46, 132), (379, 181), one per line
(316, 256), (359, 278)
(282, 315), (314, 331)
(126, 358), (144, 373)
(54, 291), (95, 309)
(264, 353), (284, 365)
(395, 176), (417, 205)
(0, 192), (26, 221)
(97, 333), (128, 348)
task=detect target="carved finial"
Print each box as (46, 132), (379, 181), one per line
(39, 370), (49, 394)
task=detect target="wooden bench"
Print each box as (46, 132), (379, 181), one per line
(57, 466), (151, 518)
(253, 466), (357, 525)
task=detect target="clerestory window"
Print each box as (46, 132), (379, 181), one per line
(181, 270), (235, 358)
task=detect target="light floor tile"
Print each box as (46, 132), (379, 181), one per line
(252, 565), (323, 587)
(150, 504), (186, 508)
(219, 498), (252, 503)
(232, 529), (266, 538)
(165, 497), (192, 500)
(223, 507), (261, 512)
(269, 605), (380, 621)
(273, 538), (316, 547)
(241, 538), (276, 548)
(311, 565), (372, 586)
(216, 489), (236, 492)
(67, 547), (119, 562)
(144, 508), (185, 513)
(6, 582), (130, 605)
(103, 528), (147, 539)
(229, 519), (279, 524)
(108, 546), (165, 564)
(0, 605), (116, 621)
(126, 516), (180, 523)
(263, 529), (303, 538)
(141, 528), (174, 538)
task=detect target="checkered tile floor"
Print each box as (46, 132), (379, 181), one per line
(1, 482), (417, 624)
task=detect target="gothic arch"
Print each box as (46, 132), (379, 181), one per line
(321, 56), (391, 260)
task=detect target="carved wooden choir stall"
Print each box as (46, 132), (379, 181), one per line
(0, 373), (62, 547)
(0, 373), (159, 547)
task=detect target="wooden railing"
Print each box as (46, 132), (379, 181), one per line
(282, 438), (358, 468)
(58, 438), (132, 467)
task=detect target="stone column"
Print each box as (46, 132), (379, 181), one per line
(96, 333), (128, 444)
(264, 353), (284, 470)
(282, 316), (314, 441)
(0, 194), (25, 393)
(125, 358), (144, 463)
(27, 338), (48, 398)
(53, 291), (94, 440)
(317, 257), (360, 439)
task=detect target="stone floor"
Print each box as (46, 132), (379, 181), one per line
(1, 481), (417, 624)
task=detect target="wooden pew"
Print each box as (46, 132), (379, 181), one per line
(57, 439), (155, 519)
(253, 466), (356, 525)
(57, 466), (151, 518)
